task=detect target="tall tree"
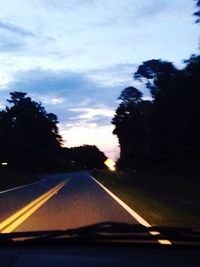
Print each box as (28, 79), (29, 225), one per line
(0, 92), (63, 171)
(134, 60), (184, 170)
(116, 57), (200, 173)
(112, 87), (152, 171)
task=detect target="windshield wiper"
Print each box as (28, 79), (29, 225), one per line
(0, 222), (200, 246)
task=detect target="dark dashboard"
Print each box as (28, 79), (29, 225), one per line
(1, 244), (200, 267)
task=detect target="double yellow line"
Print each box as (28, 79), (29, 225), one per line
(0, 180), (67, 233)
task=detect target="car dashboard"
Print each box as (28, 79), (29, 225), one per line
(1, 244), (200, 267)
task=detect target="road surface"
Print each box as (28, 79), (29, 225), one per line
(0, 171), (139, 233)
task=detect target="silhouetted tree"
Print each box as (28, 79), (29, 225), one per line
(135, 57), (200, 172)
(134, 60), (181, 169)
(194, 0), (200, 23)
(0, 92), (63, 171)
(113, 55), (200, 174)
(134, 59), (178, 99)
(112, 87), (152, 171)
(62, 145), (107, 170)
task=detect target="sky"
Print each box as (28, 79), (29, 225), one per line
(0, 0), (199, 159)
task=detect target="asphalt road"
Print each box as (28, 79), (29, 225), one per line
(0, 171), (139, 232)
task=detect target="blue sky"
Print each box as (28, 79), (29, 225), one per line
(0, 0), (199, 159)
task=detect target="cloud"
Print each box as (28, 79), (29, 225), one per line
(88, 63), (137, 86)
(69, 107), (114, 119)
(38, 96), (65, 105)
(38, 0), (98, 11)
(67, 106), (115, 127)
(0, 39), (25, 52)
(129, 0), (193, 23)
(0, 21), (32, 54)
(36, 0), (171, 32)
(1, 65), (138, 121)
(2, 64), (149, 117)
(0, 20), (35, 37)
(134, 0), (169, 19)
(48, 48), (85, 59)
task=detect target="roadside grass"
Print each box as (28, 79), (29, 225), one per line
(117, 172), (200, 205)
(92, 170), (200, 229)
(0, 168), (40, 192)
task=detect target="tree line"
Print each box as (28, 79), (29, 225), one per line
(0, 92), (106, 172)
(112, 56), (200, 174)
(112, 1), (200, 174)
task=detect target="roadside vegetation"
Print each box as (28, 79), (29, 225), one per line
(92, 170), (200, 229)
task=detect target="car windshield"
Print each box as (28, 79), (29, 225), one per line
(0, 0), (199, 244)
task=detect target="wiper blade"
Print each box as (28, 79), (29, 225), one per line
(0, 222), (200, 246)
(0, 222), (149, 243)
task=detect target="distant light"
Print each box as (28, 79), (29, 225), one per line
(104, 158), (116, 171)
(149, 231), (160, 235)
(1, 162), (8, 166)
(158, 239), (172, 245)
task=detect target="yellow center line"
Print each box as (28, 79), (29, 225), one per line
(0, 180), (68, 233)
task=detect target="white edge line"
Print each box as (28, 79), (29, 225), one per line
(90, 175), (151, 227)
(90, 175), (172, 245)
(0, 180), (42, 194)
